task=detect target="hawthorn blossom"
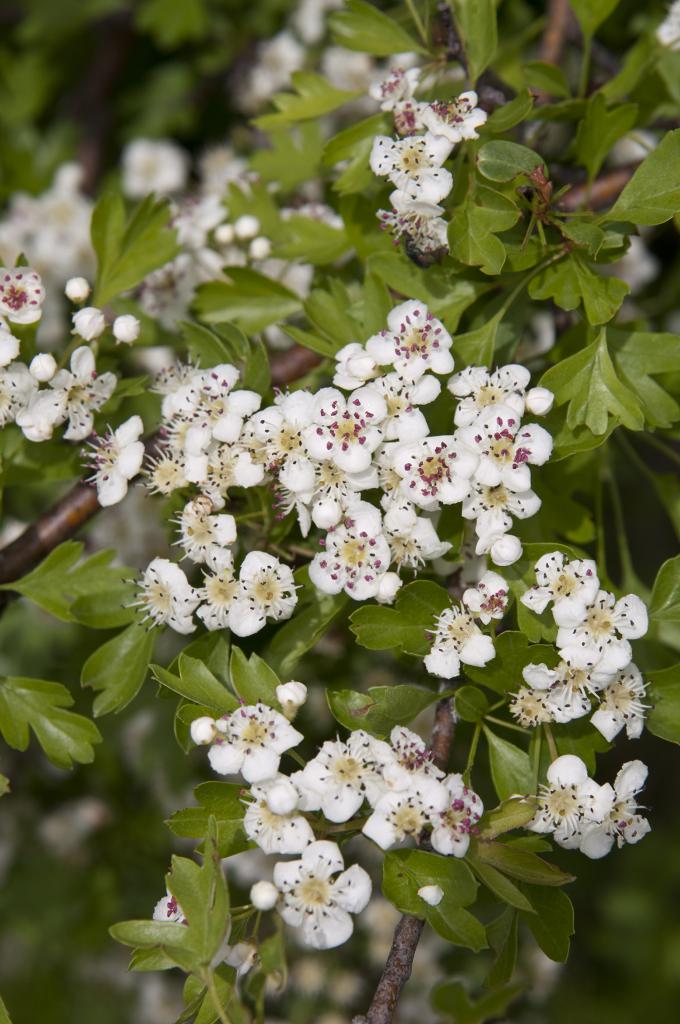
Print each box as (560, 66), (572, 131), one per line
(230, 551), (298, 636)
(0, 325), (19, 367)
(47, 346), (116, 441)
(86, 415), (145, 507)
(521, 551), (600, 627)
(462, 481), (541, 552)
(424, 604), (495, 679)
(458, 407), (553, 492)
(73, 306), (106, 341)
(202, 441), (266, 505)
(383, 503), (450, 569)
(508, 685), (554, 729)
(175, 364), (262, 446)
(370, 133), (453, 204)
(447, 364), (532, 427)
(369, 67), (421, 111)
(657, 0), (680, 50)
(309, 502), (391, 600)
(303, 459), (378, 531)
(420, 91), (487, 143)
(556, 590), (648, 676)
(302, 386), (387, 474)
(293, 731), (390, 822)
(379, 726), (445, 793)
(273, 840), (372, 950)
(430, 774), (483, 857)
(529, 754), (612, 849)
(462, 570), (509, 624)
(372, 371), (441, 441)
(249, 390), (316, 469)
(153, 891), (186, 924)
(176, 496), (236, 563)
(196, 549), (239, 630)
(579, 760), (651, 859)
(366, 301), (455, 380)
(121, 138), (189, 198)
(207, 703), (303, 783)
(591, 664), (648, 741)
(362, 780), (448, 850)
(0, 267), (45, 324)
(244, 776), (315, 854)
(389, 435), (477, 508)
(136, 558), (199, 634)
(333, 343), (378, 391)
(377, 192), (449, 254)
(0, 362), (35, 427)
(524, 660), (598, 725)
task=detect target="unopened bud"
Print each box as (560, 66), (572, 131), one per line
(234, 214), (260, 240)
(190, 716), (216, 745)
(250, 881), (278, 911)
(113, 314), (140, 345)
(73, 306), (106, 340)
(525, 386), (554, 416)
(65, 277), (91, 303)
(29, 352), (57, 382)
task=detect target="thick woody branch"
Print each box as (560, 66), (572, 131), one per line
(354, 697), (455, 1024)
(557, 163), (640, 212)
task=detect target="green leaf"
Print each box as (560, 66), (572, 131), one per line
(92, 193), (179, 306)
(0, 676), (101, 769)
(570, 0), (620, 38)
(451, 0), (498, 82)
(650, 556), (680, 623)
(448, 187), (520, 275)
(166, 782), (250, 858)
(166, 833), (229, 968)
(606, 130), (680, 225)
(195, 268), (303, 334)
(431, 980), (521, 1023)
(647, 664), (680, 744)
(327, 684), (449, 738)
(477, 798), (537, 839)
(477, 141), (545, 182)
(109, 919), (194, 952)
(467, 850), (535, 912)
(329, 0), (426, 56)
(454, 311), (503, 368)
(540, 329), (643, 435)
(274, 215), (349, 265)
(152, 661), (238, 714)
(486, 908), (519, 989)
(254, 72), (361, 130)
(81, 621), (156, 717)
(465, 631), (559, 695)
(135, 0), (209, 47)
(574, 94), (638, 182)
(349, 580), (450, 656)
(473, 840), (574, 887)
(0, 774), (9, 798)
(0, 541), (133, 623)
(485, 90), (534, 133)
(383, 849), (486, 950)
(484, 728), (533, 801)
(609, 328), (680, 430)
(523, 61), (570, 98)
(520, 886), (574, 962)
(528, 255), (629, 326)
(229, 647), (280, 708)
(268, 568), (348, 675)
(323, 113), (389, 166)
(181, 321), (234, 366)
(455, 685), (489, 722)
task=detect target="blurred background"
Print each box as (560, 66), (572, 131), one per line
(1, 1), (680, 1022)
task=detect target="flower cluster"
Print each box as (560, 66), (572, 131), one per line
(511, 552), (649, 742)
(369, 68), (487, 256)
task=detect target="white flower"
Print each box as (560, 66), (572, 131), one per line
(0, 267), (45, 324)
(447, 364), (531, 426)
(333, 342), (378, 391)
(196, 549), (239, 631)
(202, 441), (266, 504)
(430, 774), (484, 857)
(65, 277), (91, 303)
(29, 353), (57, 382)
(458, 406), (553, 492)
(529, 754), (612, 849)
(556, 590), (648, 676)
(372, 371), (441, 441)
(113, 314), (140, 345)
(525, 386), (554, 416)
(0, 326), (19, 367)
(153, 891), (185, 924)
(207, 703), (303, 784)
(418, 885), (443, 906)
(293, 731), (390, 822)
(308, 502), (391, 600)
(173, 364), (261, 445)
(303, 386), (386, 474)
(521, 551), (600, 627)
(73, 306), (106, 340)
(48, 346), (117, 441)
(383, 503), (450, 568)
(176, 496), (236, 563)
(370, 133), (454, 204)
(276, 681), (308, 717)
(14, 387), (67, 441)
(591, 664), (648, 742)
(379, 726), (445, 793)
(424, 604), (495, 679)
(0, 362), (36, 427)
(420, 91), (487, 143)
(229, 552), (298, 636)
(376, 571), (403, 604)
(579, 760), (651, 859)
(304, 459), (377, 532)
(273, 840), (372, 950)
(190, 716), (218, 745)
(508, 686), (554, 729)
(249, 389), (315, 469)
(462, 570), (509, 624)
(483, 532), (523, 567)
(369, 67), (420, 111)
(122, 138), (189, 198)
(244, 776), (314, 854)
(86, 414), (145, 507)
(362, 779), (448, 850)
(378, 193), (449, 255)
(136, 557), (199, 634)
(462, 481), (541, 547)
(389, 435), (477, 508)
(366, 301), (454, 381)
(657, 0), (680, 49)
(250, 880), (279, 911)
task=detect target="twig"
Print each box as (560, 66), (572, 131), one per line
(557, 163), (640, 212)
(356, 697), (455, 1024)
(540, 0), (571, 66)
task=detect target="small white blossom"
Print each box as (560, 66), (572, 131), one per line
(153, 891), (185, 924)
(303, 385), (387, 474)
(383, 503), (450, 569)
(250, 880), (279, 911)
(229, 552), (298, 636)
(366, 301), (454, 380)
(370, 133), (453, 204)
(362, 779), (448, 850)
(29, 353), (57, 382)
(190, 716), (218, 745)
(430, 774), (483, 857)
(458, 406), (553, 492)
(86, 414), (145, 507)
(373, 371), (441, 441)
(47, 346), (117, 440)
(420, 91), (487, 143)
(521, 551), (600, 627)
(113, 314), (140, 345)
(579, 760), (651, 859)
(447, 364), (531, 427)
(0, 326), (19, 367)
(136, 557), (199, 634)
(333, 342), (378, 391)
(1, 363), (38, 429)
(556, 590), (648, 676)
(425, 603), (495, 679)
(591, 664), (648, 742)
(309, 502), (391, 600)
(65, 277), (91, 303)
(529, 754), (612, 850)
(122, 138), (189, 198)
(462, 570), (509, 624)
(0, 267), (45, 324)
(207, 703), (303, 784)
(389, 435), (477, 508)
(294, 730), (390, 822)
(657, 0), (680, 49)
(176, 496), (236, 563)
(73, 306), (106, 341)
(276, 681), (308, 716)
(196, 549), (239, 631)
(369, 66), (420, 111)
(525, 386), (554, 416)
(244, 776), (314, 854)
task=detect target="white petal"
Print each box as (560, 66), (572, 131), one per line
(301, 840), (345, 878)
(546, 754), (588, 787)
(332, 864), (372, 913)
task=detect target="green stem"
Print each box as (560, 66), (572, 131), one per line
(595, 451), (607, 579)
(405, 0), (429, 48)
(605, 455), (635, 583)
(286, 749), (306, 768)
(322, 815), (370, 834)
(532, 727), (543, 789)
(543, 723), (559, 762)
(464, 721), (482, 781)
(578, 34), (592, 97)
(204, 970), (232, 1024)
(58, 332), (89, 370)
(484, 714), (528, 735)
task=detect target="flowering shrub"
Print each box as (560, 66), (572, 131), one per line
(2, 1), (680, 1022)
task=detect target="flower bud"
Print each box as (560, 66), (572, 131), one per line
(190, 716), (217, 745)
(0, 327), (20, 368)
(250, 880), (278, 911)
(490, 534), (522, 567)
(29, 352), (57, 382)
(73, 306), (106, 340)
(418, 884), (443, 906)
(249, 236), (272, 260)
(276, 680), (308, 713)
(525, 386), (554, 416)
(376, 571), (403, 605)
(113, 314), (140, 345)
(64, 277), (91, 303)
(266, 777), (299, 815)
(234, 214), (260, 240)
(215, 223), (235, 245)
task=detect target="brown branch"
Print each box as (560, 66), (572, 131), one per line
(354, 697), (456, 1024)
(557, 162), (640, 212)
(540, 0), (571, 66)
(270, 346), (321, 386)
